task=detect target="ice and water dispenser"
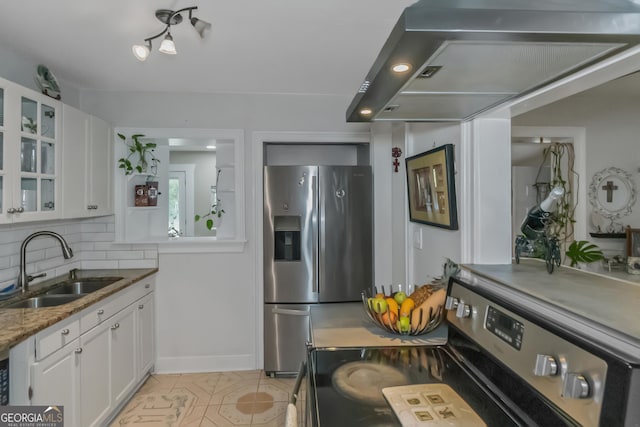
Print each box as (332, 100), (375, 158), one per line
(273, 216), (301, 261)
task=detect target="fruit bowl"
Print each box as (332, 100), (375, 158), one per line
(361, 283), (446, 336)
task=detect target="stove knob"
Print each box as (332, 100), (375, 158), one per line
(562, 373), (590, 399)
(455, 303), (471, 318)
(533, 354), (558, 376)
(445, 296), (459, 310)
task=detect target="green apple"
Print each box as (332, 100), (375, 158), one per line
(397, 316), (410, 332)
(394, 291), (407, 305)
(372, 297), (388, 314)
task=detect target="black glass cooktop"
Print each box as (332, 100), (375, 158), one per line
(307, 345), (521, 427)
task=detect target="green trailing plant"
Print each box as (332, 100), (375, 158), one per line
(117, 133), (160, 175)
(195, 201), (225, 231)
(565, 240), (604, 267)
(194, 169), (225, 231)
(535, 142), (578, 259)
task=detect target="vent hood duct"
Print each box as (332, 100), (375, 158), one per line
(346, 0), (640, 122)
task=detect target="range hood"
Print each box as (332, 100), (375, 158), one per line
(346, 0), (640, 122)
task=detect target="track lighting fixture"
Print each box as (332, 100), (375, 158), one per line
(132, 6), (211, 61)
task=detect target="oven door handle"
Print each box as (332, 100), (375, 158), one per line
(272, 307), (310, 316)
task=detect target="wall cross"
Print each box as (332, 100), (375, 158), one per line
(602, 180), (618, 203)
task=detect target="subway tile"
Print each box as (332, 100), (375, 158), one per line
(80, 223), (108, 233)
(80, 252), (107, 260)
(81, 260), (119, 269)
(106, 251), (145, 260)
(118, 259), (157, 269)
(88, 232), (116, 242)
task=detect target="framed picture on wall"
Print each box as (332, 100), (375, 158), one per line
(626, 227), (640, 257)
(405, 144), (458, 230)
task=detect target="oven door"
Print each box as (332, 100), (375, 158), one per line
(307, 346), (528, 427)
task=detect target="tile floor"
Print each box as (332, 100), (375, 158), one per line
(109, 370), (306, 427)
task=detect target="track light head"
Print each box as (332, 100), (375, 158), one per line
(190, 17), (211, 39)
(159, 32), (177, 55)
(132, 42), (151, 61)
(132, 6), (208, 60)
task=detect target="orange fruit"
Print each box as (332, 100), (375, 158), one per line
(399, 298), (415, 317)
(380, 310), (397, 327)
(385, 298), (399, 316)
(375, 292), (385, 299)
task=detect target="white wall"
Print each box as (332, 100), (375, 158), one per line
(405, 123), (463, 284)
(0, 43), (81, 108)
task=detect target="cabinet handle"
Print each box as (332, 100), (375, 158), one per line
(145, 284), (150, 289)
(6, 208), (15, 214)
(75, 348), (83, 354)
(111, 323), (120, 330)
(138, 304), (144, 309)
(61, 329), (70, 335)
(16, 207), (24, 213)
(97, 309), (104, 315)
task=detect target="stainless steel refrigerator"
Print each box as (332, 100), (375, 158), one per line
(264, 165), (373, 374)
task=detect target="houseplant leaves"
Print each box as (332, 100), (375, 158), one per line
(565, 240), (604, 267)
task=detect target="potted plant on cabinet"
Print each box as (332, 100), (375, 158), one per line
(565, 240), (604, 268)
(117, 133), (160, 176)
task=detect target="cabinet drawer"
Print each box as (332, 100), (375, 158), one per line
(36, 317), (80, 360)
(80, 279), (155, 334)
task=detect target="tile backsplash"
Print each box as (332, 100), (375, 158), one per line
(0, 215), (157, 288)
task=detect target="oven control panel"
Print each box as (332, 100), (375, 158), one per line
(446, 280), (607, 427)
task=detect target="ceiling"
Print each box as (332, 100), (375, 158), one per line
(0, 0), (415, 96)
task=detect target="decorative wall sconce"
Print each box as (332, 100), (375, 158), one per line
(132, 6), (211, 61)
(392, 147), (402, 172)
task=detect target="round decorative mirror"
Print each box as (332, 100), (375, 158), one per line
(588, 167), (636, 220)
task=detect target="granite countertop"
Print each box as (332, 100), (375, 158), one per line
(309, 302), (447, 349)
(0, 268), (157, 353)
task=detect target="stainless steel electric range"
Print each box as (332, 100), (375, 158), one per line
(306, 264), (640, 426)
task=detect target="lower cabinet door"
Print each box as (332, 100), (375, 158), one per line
(31, 339), (80, 427)
(79, 322), (111, 427)
(137, 293), (155, 378)
(110, 305), (137, 404)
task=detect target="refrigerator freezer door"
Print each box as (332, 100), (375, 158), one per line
(264, 303), (311, 374)
(264, 166), (319, 303)
(319, 166), (373, 302)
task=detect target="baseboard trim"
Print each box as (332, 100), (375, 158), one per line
(155, 354), (256, 374)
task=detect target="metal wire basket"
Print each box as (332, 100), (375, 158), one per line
(361, 284), (446, 336)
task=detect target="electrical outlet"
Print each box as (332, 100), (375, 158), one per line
(413, 229), (423, 249)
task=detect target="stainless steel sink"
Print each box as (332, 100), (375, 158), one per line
(4, 295), (84, 309)
(45, 277), (123, 295)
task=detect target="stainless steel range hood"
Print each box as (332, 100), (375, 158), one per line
(346, 0), (640, 122)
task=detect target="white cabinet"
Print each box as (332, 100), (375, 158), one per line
(11, 276), (156, 427)
(137, 293), (155, 377)
(109, 305), (137, 404)
(88, 115), (113, 216)
(61, 105), (113, 218)
(79, 322), (110, 427)
(30, 340), (80, 426)
(0, 77), (61, 224)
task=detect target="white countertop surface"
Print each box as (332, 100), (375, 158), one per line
(464, 259), (640, 342)
(309, 302), (447, 349)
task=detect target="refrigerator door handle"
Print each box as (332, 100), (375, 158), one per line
(311, 174), (319, 294)
(272, 307), (310, 316)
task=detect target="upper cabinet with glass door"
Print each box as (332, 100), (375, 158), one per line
(0, 77), (61, 224)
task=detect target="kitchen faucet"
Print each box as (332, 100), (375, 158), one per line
(17, 231), (74, 293)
